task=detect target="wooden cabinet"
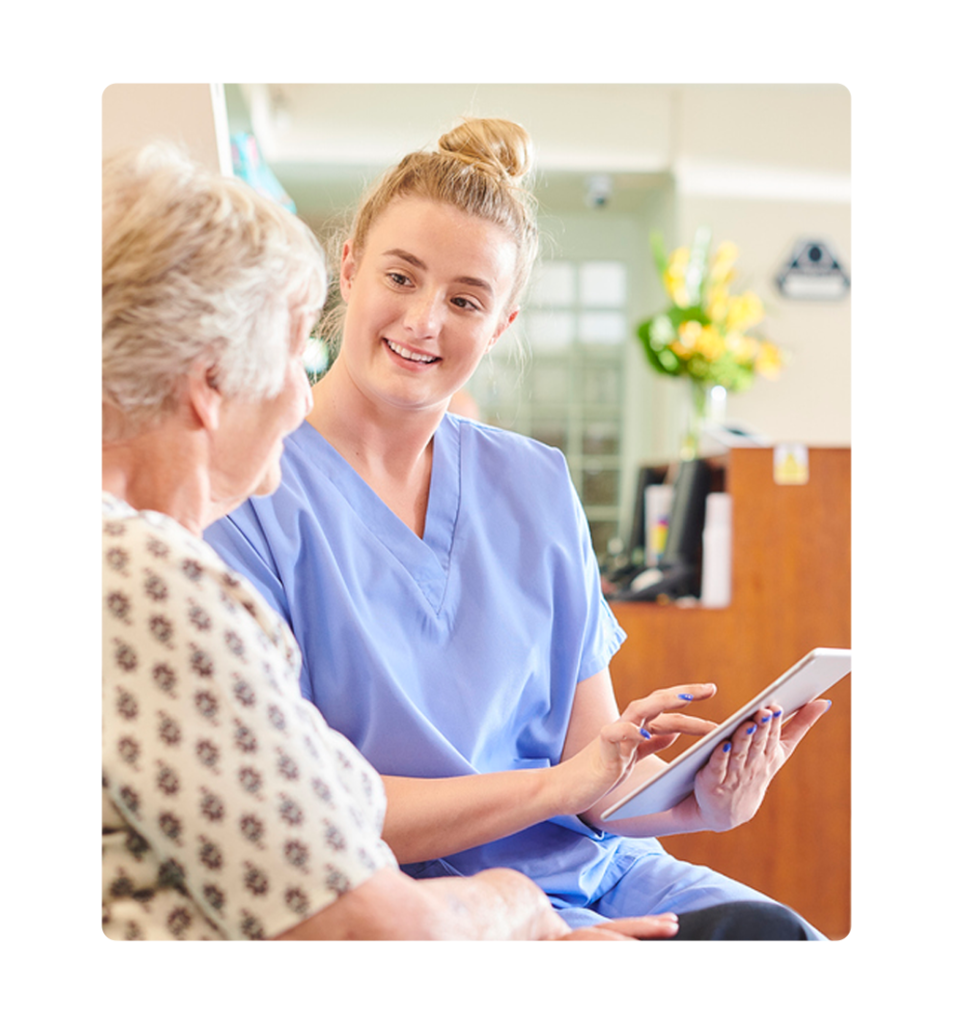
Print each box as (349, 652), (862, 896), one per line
(608, 446), (851, 938)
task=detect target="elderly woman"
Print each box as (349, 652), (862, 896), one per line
(101, 143), (693, 942)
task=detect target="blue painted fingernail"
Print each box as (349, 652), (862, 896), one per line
(640, 728), (652, 739)
(747, 725), (757, 734)
(773, 709), (782, 718)
(679, 694), (694, 701)
(761, 715), (771, 723)
(722, 742), (732, 752)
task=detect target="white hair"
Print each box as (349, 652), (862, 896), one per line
(102, 143), (326, 439)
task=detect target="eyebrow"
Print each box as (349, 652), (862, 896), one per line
(382, 248), (495, 296)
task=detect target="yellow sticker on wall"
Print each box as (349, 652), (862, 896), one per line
(774, 444), (809, 485)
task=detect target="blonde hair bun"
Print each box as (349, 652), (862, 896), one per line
(437, 117), (534, 185)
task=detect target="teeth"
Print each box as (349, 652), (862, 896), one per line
(386, 339), (438, 363)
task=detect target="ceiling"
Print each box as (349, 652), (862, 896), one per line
(223, 84), (850, 222)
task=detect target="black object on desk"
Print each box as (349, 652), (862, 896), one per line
(619, 459), (712, 602)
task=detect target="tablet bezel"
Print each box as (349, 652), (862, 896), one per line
(599, 647), (851, 823)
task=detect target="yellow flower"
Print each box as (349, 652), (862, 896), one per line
(663, 247), (691, 306)
(673, 319), (703, 357)
(704, 284), (730, 324)
(697, 325), (726, 362)
(725, 291), (764, 333)
(709, 242), (739, 286)
(726, 331), (758, 363)
(755, 341), (784, 379)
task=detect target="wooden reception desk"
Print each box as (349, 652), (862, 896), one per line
(608, 447), (851, 939)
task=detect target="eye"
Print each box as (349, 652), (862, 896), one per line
(451, 295), (481, 312)
(387, 271), (413, 287)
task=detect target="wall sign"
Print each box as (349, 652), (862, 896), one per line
(775, 239), (850, 300)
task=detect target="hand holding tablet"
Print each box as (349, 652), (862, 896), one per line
(688, 692), (828, 833)
(599, 648), (851, 823)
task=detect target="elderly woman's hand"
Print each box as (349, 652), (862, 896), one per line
(689, 699), (832, 832)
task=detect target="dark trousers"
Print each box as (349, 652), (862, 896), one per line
(660, 900), (814, 940)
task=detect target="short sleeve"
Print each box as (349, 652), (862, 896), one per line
(102, 498), (397, 940)
(561, 452), (628, 684)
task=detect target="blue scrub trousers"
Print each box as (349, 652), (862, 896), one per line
(550, 841), (826, 940)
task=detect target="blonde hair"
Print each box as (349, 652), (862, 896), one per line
(102, 143), (327, 440)
(322, 118), (538, 346)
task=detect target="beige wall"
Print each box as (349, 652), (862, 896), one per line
(671, 85), (850, 448)
(235, 84), (850, 453)
(103, 83), (850, 454)
(102, 84), (231, 173)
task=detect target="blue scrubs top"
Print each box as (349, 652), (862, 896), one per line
(205, 414), (645, 906)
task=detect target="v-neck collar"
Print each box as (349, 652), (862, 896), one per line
(290, 416), (461, 613)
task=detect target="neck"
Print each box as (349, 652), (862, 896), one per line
(102, 426), (212, 537)
(306, 361), (445, 479)
(305, 362), (444, 537)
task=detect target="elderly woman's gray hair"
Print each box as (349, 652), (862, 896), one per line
(102, 143), (326, 440)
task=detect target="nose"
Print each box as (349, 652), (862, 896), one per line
(403, 289), (441, 338)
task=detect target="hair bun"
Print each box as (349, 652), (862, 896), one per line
(437, 117), (534, 185)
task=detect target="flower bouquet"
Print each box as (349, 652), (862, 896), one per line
(635, 227), (785, 457)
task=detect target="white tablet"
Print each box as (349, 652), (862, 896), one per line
(600, 647), (851, 822)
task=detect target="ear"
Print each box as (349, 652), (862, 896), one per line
(339, 239), (358, 302)
(185, 362), (224, 433)
(488, 307), (520, 351)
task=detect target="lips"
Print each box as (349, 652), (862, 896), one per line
(384, 338), (440, 365)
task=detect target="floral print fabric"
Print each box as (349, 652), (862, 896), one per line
(102, 493), (396, 940)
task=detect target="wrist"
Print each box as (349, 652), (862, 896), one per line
(540, 760), (579, 817)
(544, 755), (610, 819)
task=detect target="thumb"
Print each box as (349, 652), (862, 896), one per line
(779, 700), (831, 755)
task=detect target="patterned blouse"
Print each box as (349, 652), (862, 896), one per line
(102, 493), (396, 940)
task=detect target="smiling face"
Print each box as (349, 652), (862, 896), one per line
(336, 198), (519, 415)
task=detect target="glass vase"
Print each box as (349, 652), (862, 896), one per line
(680, 379), (713, 461)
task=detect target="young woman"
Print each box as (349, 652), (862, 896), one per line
(205, 118), (828, 938)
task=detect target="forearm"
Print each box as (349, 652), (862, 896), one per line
(415, 869), (569, 939)
(381, 770), (567, 864)
(272, 866), (567, 940)
(380, 680), (721, 861)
